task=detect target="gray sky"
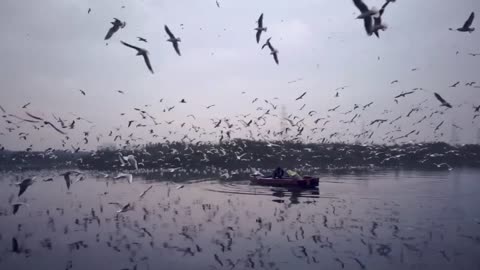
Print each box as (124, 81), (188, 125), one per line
(1, 0), (480, 150)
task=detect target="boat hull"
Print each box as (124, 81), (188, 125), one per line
(251, 176), (319, 188)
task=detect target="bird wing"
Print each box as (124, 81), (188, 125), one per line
(363, 16), (373, 35)
(25, 112), (43, 121)
(172, 42), (181, 56)
(261, 38), (271, 49)
(17, 183), (29, 196)
(12, 238), (19, 253)
(353, 0), (369, 13)
(127, 174), (133, 184)
(257, 13), (264, 27)
(120, 41), (142, 52)
(64, 173), (71, 190)
(104, 25), (118, 40)
(108, 202), (123, 207)
(463, 12), (475, 28)
(256, 30), (262, 43)
(272, 52), (279, 65)
(434, 93), (446, 104)
(44, 121), (66, 135)
(142, 54), (154, 74)
(164, 25), (175, 39)
(139, 186), (153, 198)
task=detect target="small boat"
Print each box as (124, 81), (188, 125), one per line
(251, 175), (319, 188)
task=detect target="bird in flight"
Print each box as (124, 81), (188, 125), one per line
(450, 81), (460, 87)
(434, 93), (452, 108)
(453, 12), (475, 33)
(165, 25), (181, 56)
(78, 89), (86, 96)
(137, 37), (148, 42)
(255, 13), (267, 43)
(394, 91), (414, 99)
(262, 37), (279, 65)
(180, 99), (187, 103)
(352, 0), (378, 35)
(16, 178), (36, 197)
(120, 41), (154, 74)
(114, 173), (133, 184)
(105, 18), (126, 40)
(295, 92), (307, 101)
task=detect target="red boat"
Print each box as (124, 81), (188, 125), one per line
(251, 175), (319, 188)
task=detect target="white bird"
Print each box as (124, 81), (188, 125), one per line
(114, 173), (133, 184)
(176, 185), (184, 190)
(118, 153), (138, 170)
(352, 0), (378, 35)
(255, 13), (267, 43)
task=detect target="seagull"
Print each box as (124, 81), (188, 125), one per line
(22, 102), (31, 109)
(118, 153), (139, 170)
(394, 91), (414, 99)
(114, 173), (133, 184)
(474, 105), (480, 112)
(62, 171), (82, 190)
(165, 25), (181, 56)
(78, 89), (86, 96)
(180, 99), (187, 103)
(120, 41), (154, 73)
(454, 12), (475, 32)
(434, 93), (452, 108)
(105, 18), (126, 40)
(87, 8), (91, 14)
(352, 0), (378, 35)
(16, 177), (36, 197)
(255, 13), (267, 43)
(12, 202), (28, 215)
(262, 37), (279, 64)
(137, 37), (148, 42)
(295, 92), (307, 101)
(109, 202), (133, 213)
(176, 185), (184, 190)
(450, 81), (460, 87)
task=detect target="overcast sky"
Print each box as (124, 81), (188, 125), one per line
(0, 0), (479, 150)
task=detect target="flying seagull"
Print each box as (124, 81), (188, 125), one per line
(165, 25), (181, 56)
(109, 202), (133, 213)
(78, 89), (86, 96)
(105, 18), (126, 40)
(62, 171), (82, 190)
(255, 13), (267, 43)
(118, 153), (138, 170)
(454, 12), (475, 33)
(352, 0), (378, 35)
(120, 41), (154, 74)
(137, 37), (148, 42)
(16, 177), (36, 197)
(450, 81), (460, 87)
(114, 173), (133, 184)
(262, 37), (279, 64)
(434, 93), (452, 108)
(295, 92), (307, 101)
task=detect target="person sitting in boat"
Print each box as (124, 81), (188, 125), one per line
(272, 167), (285, 179)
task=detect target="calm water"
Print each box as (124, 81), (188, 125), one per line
(0, 169), (479, 270)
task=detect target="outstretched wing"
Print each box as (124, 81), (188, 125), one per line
(44, 121), (66, 135)
(120, 41), (142, 52)
(353, 0), (369, 13)
(164, 25), (175, 39)
(256, 30), (262, 43)
(142, 54), (154, 74)
(261, 38), (271, 50)
(463, 12), (475, 28)
(172, 42), (181, 56)
(434, 92), (446, 104)
(363, 17), (373, 35)
(257, 13), (264, 28)
(272, 52), (279, 65)
(104, 25), (118, 40)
